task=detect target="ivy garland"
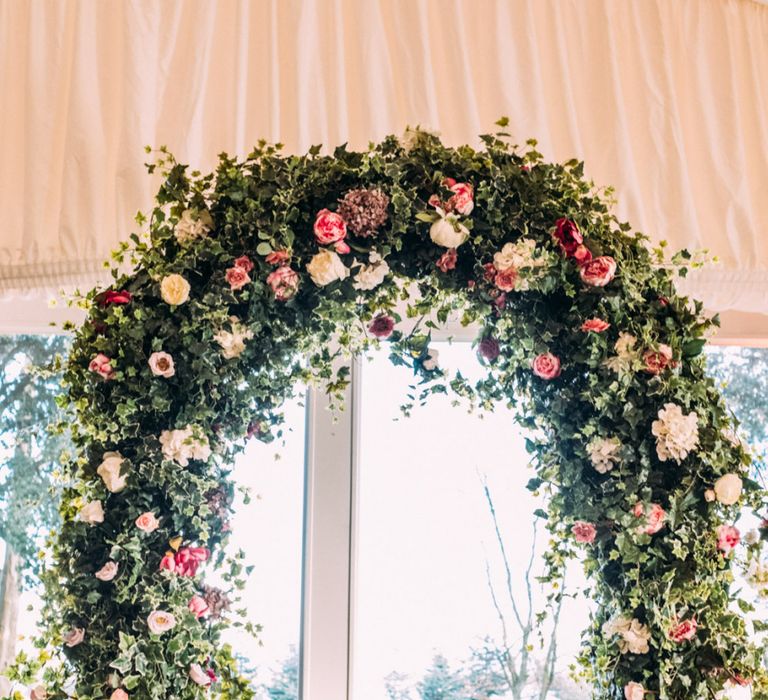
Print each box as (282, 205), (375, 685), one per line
(6, 123), (768, 700)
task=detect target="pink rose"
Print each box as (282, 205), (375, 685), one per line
(633, 503), (666, 535)
(572, 244), (593, 264)
(571, 521), (597, 544)
(135, 511), (160, 533)
(225, 265), (251, 290)
(159, 552), (176, 573)
(88, 353), (115, 380)
(668, 617), (697, 643)
(30, 685), (48, 700)
(532, 353), (561, 380)
(581, 318), (611, 333)
(189, 663), (216, 686)
(188, 595), (210, 619)
(265, 250), (290, 266)
(368, 315), (395, 339)
(94, 561), (119, 582)
(436, 248), (458, 272)
(110, 690), (129, 700)
(495, 267), (518, 292)
(579, 256), (617, 287)
(233, 255), (254, 272)
(553, 218), (583, 256)
(63, 627), (84, 647)
(314, 209), (349, 253)
(148, 351), (175, 378)
(147, 610), (176, 635)
(174, 546), (210, 577)
(624, 682), (645, 700)
(446, 181), (474, 215)
(716, 525), (740, 554)
(266, 266), (300, 301)
(643, 345), (674, 375)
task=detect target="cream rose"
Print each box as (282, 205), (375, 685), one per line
(160, 274), (191, 306)
(148, 351), (175, 378)
(306, 249), (349, 287)
(79, 500), (104, 525)
(94, 561), (119, 581)
(429, 216), (469, 248)
(96, 452), (127, 493)
(713, 473), (743, 505)
(214, 318), (254, 360)
(147, 610), (176, 635)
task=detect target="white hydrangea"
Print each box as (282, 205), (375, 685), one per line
(214, 317), (254, 360)
(160, 425), (211, 466)
(353, 251), (390, 291)
(604, 333), (641, 374)
(652, 403), (699, 463)
(492, 238), (550, 291)
(587, 436), (622, 474)
(601, 615), (651, 655)
(174, 209), (212, 243)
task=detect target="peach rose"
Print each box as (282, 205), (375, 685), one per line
(135, 511), (160, 533)
(624, 682), (645, 700)
(160, 274), (191, 305)
(495, 267), (518, 292)
(643, 344), (674, 374)
(581, 318), (610, 333)
(110, 690), (129, 700)
(225, 265), (251, 290)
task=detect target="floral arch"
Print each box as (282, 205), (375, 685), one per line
(11, 124), (768, 700)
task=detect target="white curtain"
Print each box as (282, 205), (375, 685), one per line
(1, 0), (767, 334)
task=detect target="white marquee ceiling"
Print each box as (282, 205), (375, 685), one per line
(1, 0), (767, 338)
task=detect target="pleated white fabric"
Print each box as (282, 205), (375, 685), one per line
(1, 0), (767, 320)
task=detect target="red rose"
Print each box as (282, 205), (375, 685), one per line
(266, 266), (300, 301)
(225, 265), (251, 291)
(233, 255), (254, 272)
(668, 618), (697, 643)
(643, 345), (674, 374)
(446, 181), (474, 215)
(553, 218), (583, 256)
(478, 337), (500, 361)
(314, 209), (348, 254)
(532, 353), (561, 380)
(88, 353), (115, 380)
(265, 250), (290, 266)
(716, 525), (740, 554)
(100, 290), (133, 306)
(495, 267), (518, 292)
(368, 314), (395, 339)
(579, 256), (617, 287)
(436, 248), (458, 272)
(571, 521), (597, 544)
(581, 318), (611, 333)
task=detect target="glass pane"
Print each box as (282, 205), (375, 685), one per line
(351, 342), (591, 700)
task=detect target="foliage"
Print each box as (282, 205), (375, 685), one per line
(4, 124), (768, 698)
(261, 648), (298, 700)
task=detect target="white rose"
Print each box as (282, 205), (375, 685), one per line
(160, 426), (211, 466)
(189, 663), (212, 686)
(148, 351), (175, 378)
(587, 437), (622, 474)
(94, 561), (119, 581)
(160, 274), (191, 305)
(30, 685), (48, 700)
(624, 682), (645, 700)
(353, 252), (390, 291)
(174, 209), (212, 243)
(214, 318), (254, 360)
(79, 500), (104, 525)
(423, 348), (440, 371)
(147, 610), (176, 635)
(63, 627), (85, 647)
(744, 529), (760, 546)
(429, 216), (469, 248)
(306, 250), (349, 287)
(713, 473), (743, 505)
(651, 403), (699, 463)
(96, 452), (127, 493)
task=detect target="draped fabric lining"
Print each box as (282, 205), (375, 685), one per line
(1, 0), (767, 335)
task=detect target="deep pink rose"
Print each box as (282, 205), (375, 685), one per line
(368, 315), (395, 339)
(174, 547), (210, 577)
(532, 353), (561, 380)
(478, 337), (500, 361)
(88, 353), (115, 380)
(495, 267), (518, 292)
(716, 525), (740, 554)
(233, 255), (254, 272)
(188, 595), (210, 619)
(581, 318), (611, 333)
(266, 266), (300, 301)
(314, 209), (348, 254)
(571, 521), (597, 544)
(265, 250), (290, 266)
(643, 345), (674, 375)
(99, 290), (133, 307)
(159, 552), (176, 573)
(436, 248), (458, 272)
(446, 181), (474, 215)
(225, 265), (251, 290)
(579, 256), (617, 287)
(633, 502), (666, 535)
(553, 218), (583, 256)
(668, 618), (697, 643)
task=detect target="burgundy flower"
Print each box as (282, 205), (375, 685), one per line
(553, 218), (583, 257)
(478, 337), (500, 361)
(368, 314), (395, 339)
(99, 290), (132, 307)
(337, 189), (390, 238)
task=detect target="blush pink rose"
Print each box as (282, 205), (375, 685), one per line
(580, 256), (617, 287)
(94, 561), (119, 582)
(716, 525), (740, 554)
(265, 250), (290, 266)
(581, 318), (611, 333)
(135, 511), (160, 533)
(553, 218), (583, 256)
(110, 690), (129, 700)
(495, 267), (518, 292)
(189, 664), (217, 686)
(571, 521), (597, 544)
(314, 209), (349, 253)
(88, 353), (115, 380)
(368, 315), (395, 339)
(643, 345), (674, 375)
(633, 503), (667, 535)
(436, 248), (458, 272)
(532, 353), (561, 380)
(624, 682), (645, 700)
(188, 595), (210, 619)
(266, 266), (300, 301)
(233, 255), (254, 272)
(668, 618), (697, 643)
(225, 265), (251, 290)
